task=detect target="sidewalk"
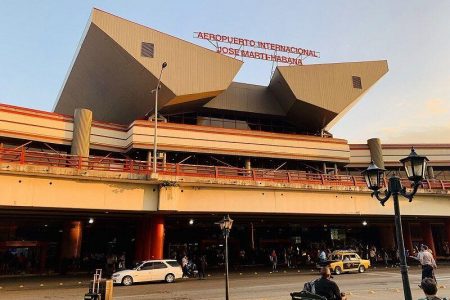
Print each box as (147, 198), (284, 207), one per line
(0, 264), (427, 292)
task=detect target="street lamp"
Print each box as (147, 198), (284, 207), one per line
(362, 147), (429, 300)
(149, 62), (168, 174)
(215, 215), (234, 300)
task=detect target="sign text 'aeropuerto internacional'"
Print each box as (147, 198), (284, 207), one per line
(194, 32), (320, 65)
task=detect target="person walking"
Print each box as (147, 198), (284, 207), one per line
(412, 245), (437, 281)
(270, 250), (278, 272)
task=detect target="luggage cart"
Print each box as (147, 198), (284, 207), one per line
(84, 269), (102, 300)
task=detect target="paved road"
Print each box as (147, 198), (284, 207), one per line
(1, 266), (450, 299)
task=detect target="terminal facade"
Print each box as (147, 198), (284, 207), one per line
(0, 9), (449, 274)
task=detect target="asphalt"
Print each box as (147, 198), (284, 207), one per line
(0, 265), (449, 299)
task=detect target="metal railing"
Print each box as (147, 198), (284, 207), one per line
(0, 147), (448, 191)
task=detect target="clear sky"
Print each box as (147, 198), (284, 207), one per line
(0, 0), (449, 143)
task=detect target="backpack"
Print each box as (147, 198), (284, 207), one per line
(303, 279), (317, 294)
(291, 290), (326, 300)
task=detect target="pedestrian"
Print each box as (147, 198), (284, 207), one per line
(383, 250), (389, 268)
(314, 267), (347, 300)
(412, 245), (437, 281)
(198, 255), (207, 279)
(419, 278), (443, 300)
(118, 252), (126, 270)
(270, 250), (278, 272)
(182, 255), (189, 278)
(369, 247), (376, 266)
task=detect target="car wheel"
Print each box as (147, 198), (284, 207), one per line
(122, 275), (133, 286)
(334, 266), (342, 275)
(358, 265), (366, 273)
(165, 273), (175, 283)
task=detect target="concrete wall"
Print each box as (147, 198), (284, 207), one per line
(159, 185), (450, 217)
(0, 173), (158, 211)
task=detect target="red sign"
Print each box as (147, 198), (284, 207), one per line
(194, 32), (320, 65)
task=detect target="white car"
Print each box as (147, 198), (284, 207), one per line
(112, 259), (182, 286)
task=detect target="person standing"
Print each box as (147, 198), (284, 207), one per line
(412, 245), (437, 281)
(181, 255), (189, 278)
(198, 255), (207, 279)
(270, 250), (278, 272)
(369, 247), (376, 266)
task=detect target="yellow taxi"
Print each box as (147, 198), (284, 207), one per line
(322, 250), (371, 275)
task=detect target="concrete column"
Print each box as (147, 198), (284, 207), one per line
(379, 225), (395, 249)
(421, 222), (436, 255)
(245, 158), (251, 170)
(71, 108), (92, 157)
(427, 166), (435, 179)
(39, 244), (48, 273)
(135, 218), (152, 261)
(150, 216), (165, 259)
(367, 138), (385, 169)
(445, 221), (450, 245)
(61, 221), (83, 259)
(402, 221), (413, 254)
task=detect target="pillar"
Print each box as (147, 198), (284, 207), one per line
(367, 138), (385, 169)
(61, 221), (83, 259)
(446, 221), (450, 245)
(421, 222), (436, 255)
(427, 166), (435, 179)
(39, 244), (48, 273)
(245, 158), (251, 170)
(135, 218), (152, 261)
(379, 225), (395, 249)
(150, 216), (165, 259)
(71, 108), (92, 157)
(402, 221), (413, 254)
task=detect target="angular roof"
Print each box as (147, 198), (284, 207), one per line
(54, 9), (243, 124)
(268, 60), (389, 131)
(54, 9), (388, 133)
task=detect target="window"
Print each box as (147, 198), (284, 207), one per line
(166, 261), (180, 267)
(152, 262), (168, 269)
(140, 262), (153, 270)
(352, 76), (362, 89)
(141, 42), (155, 58)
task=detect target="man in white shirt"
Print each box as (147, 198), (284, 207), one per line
(412, 245), (437, 281)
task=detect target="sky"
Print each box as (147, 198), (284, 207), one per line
(0, 0), (449, 144)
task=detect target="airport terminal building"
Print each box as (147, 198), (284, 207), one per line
(0, 9), (449, 274)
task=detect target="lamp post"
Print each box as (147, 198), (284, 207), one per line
(215, 215), (234, 300)
(362, 147), (429, 300)
(149, 62), (168, 174)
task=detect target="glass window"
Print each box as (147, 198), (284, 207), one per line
(152, 262), (168, 269)
(140, 262), (153, 270)
(166, 261), (180, 267)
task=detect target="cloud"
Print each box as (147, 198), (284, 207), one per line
(425, 98), (449, 115)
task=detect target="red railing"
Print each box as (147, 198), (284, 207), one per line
(0, 147), (448, 191)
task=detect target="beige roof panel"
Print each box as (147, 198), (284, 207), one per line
(54, 8), (242, 123)
(269, 60), (388, 131)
